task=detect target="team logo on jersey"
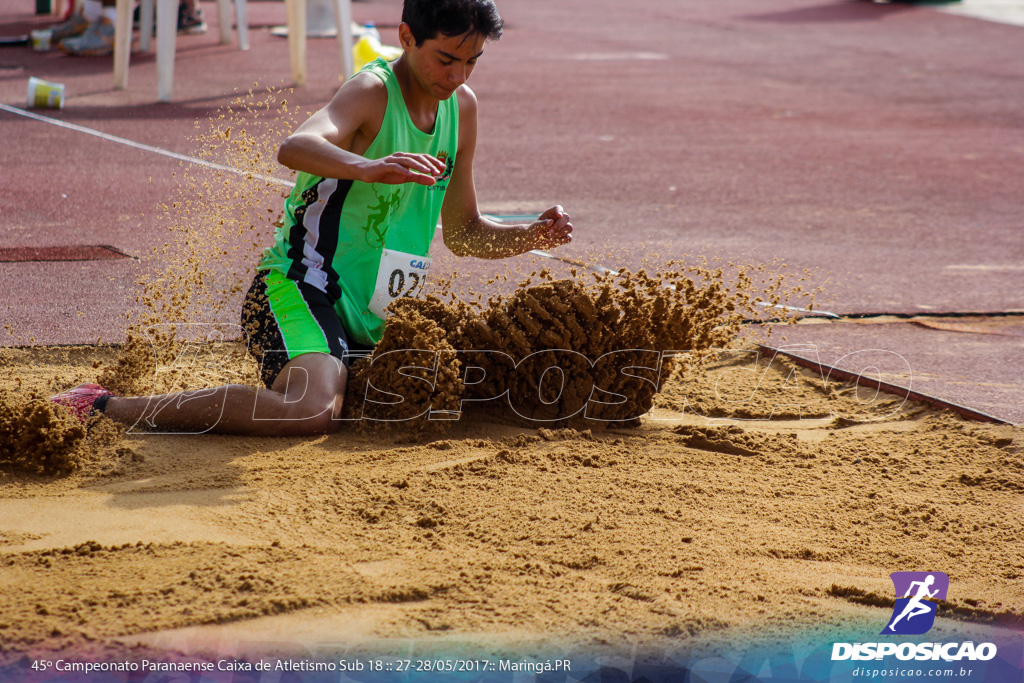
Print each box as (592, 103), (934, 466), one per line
(436, 151), (454, 184)
(882, 572), (949, 635)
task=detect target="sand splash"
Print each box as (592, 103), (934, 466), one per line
(2, 88), (303, 473)
(345, 263), (807, 431)
(100, 86), (304, 398)
(0, 389), (135, 477)
(0, 391), (85, 475)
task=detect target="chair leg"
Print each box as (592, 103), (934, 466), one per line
(139, 0), (154, 53)
(113, 0), (132, 90)
(333, 0), (353, 81)
(286, 0), (307, 87)
(216, 0), (231, 45)
(156, 0), (178, 101)
(235, 0), (249, 50)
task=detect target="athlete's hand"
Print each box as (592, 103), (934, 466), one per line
(360, 153), (447, 186)
(527, 206), (573, 250)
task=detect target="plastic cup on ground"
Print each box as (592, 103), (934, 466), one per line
(30, 29), (52, 51)
(26, 77), (65, 109)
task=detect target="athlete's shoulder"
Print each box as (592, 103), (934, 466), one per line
(319, 71), (390, 136)
(331, 70), (389, 111)
(455, 84), (478, 113)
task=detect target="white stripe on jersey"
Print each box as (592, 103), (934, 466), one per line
(299, 178), (337, 292)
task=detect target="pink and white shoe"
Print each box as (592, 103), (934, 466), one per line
(49, 383), (113, 423)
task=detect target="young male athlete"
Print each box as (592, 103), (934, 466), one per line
(51, 0), (573, 436)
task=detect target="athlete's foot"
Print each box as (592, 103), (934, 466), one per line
(49, 383), (114, 424)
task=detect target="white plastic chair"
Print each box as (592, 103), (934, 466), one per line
(113, 0), (246, 101)
(112, 0), (353, 102)
(285, 0), (354, 87)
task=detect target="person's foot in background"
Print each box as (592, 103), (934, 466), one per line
(60, 14), (115, 55)
(59, 0), (119, 56)
(178, 0), (207, 34)
(50, 11), (90, 43)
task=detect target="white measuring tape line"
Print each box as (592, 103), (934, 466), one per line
(0, 102), (296, 189)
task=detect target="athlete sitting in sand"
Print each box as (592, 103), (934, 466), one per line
(51, 0), (573, 436)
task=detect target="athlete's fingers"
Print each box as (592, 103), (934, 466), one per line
(411, 153), (446, 174)
(394, 155), (442, 177)
(385, 159), (434, 180)
(380, 163), (436, 185)
(398, 167), (437, 186)
(392, 153), (445, 175)
(390, 156), (434, 175)
(538, 205), (565, 222)
(407, 172), (437, 186)
(548, 224), (572, 239)
(396, 152), (445, 173)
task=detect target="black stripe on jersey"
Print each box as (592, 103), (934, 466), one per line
(317, 178), (353, 302)
(284, 183), (320, 284)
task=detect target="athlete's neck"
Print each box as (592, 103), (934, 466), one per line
(391, 56), (439, 133)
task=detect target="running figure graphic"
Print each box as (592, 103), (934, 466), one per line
(363, 185), (402, 247)
(886, 574), (939, 632)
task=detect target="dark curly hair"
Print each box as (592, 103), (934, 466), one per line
(402, 0), (503, 46)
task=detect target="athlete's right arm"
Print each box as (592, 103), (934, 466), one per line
(276, 73), (445, 185)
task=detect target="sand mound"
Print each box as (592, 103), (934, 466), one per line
(344, 265), (792, 432)
(0, 391), (85, 475)
(0, 348), (140, 479)
(0, 392), (138, 479)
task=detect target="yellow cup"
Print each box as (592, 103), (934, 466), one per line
(30, 29), (52, 51)
(27, 77), (65, 109)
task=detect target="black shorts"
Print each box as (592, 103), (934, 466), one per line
(241, 270), (373, 388)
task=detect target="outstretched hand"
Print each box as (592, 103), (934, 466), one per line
(527, 206), (573, 250)
(361, 152), (447, 185)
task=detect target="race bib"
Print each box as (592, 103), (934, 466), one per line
(367, 248), (432, 318)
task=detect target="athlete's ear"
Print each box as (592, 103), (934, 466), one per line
(398, 22), (417, 51)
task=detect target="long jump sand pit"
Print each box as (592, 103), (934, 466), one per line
(1, 95), (1021, 673)
(1, 331), (1021, 665)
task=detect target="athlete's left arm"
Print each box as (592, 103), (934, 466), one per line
(441, 86), (573, 259)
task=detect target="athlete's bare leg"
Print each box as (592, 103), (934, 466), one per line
(102, 353), (347, 436)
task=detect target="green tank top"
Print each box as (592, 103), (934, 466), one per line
(258, 57), (459, 345)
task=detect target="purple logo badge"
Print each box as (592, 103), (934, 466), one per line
(882, 571), (949, 635)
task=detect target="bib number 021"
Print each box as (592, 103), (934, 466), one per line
(368, 248), (432, 318)
(387, 268), (421, 298)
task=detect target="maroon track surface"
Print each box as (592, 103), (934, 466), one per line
(758, 318), (1024, 424)
(1, 0), (1022, 419)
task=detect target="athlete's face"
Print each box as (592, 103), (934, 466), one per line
(399, 25), (486, 100)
